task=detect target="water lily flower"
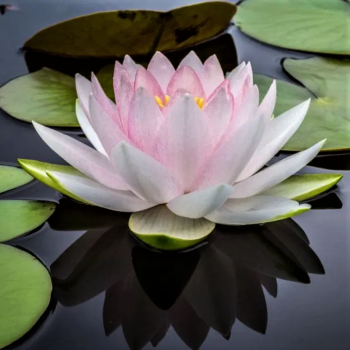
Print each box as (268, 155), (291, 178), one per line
(26, 51), (325, 244)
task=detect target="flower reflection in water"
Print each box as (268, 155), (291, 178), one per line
(49, 199), (324, 350)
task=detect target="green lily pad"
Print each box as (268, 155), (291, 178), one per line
(23, 2), (236, 58)
(0, 244), (52, 349)
(0, 68), (78, 127)
(262, 174), (343, 201)
(18, 159), (90, 204)
(255, 57), (350, 151)
(129, 205), (215, 251)
(0, 200), (56, 242)
(235, 0), (350, 55)
(0, 165), (33, 194)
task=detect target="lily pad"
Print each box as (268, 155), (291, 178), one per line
(255, 57), (350, 151)
(0, 200), (56, 242)
(262, 174), (343, 201)
(0, 68), (78, 127)
(235, 0), (350, 55)
(23, 2), (237, 58)
(129, 205), (215, 251)
(18, 159), (89, 204)
(0, 244), (52, 349)
(0, 165), (33, 194)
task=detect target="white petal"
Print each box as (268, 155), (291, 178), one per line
(167, 184), (234, 219)
(238, 99), (311, 181)
(112, 142), (181, 203)
(226, 62), (246, 82)
(178, 51), (203, 72)
(257, 79), (276, 122)
(75, 100), (107, 156)
(206, 196), (311, 225)
(231, 140), (326, 198)
(75, 74), (91, 116)
(199, 55), (225, 97)
(33, 122), (128, 190)
(123, 55), (142, 83)
(89, 94), (128, 156)
(47, 171), (154, 212)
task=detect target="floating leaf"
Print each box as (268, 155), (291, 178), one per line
(235, 0), (350, 55)
(0, 244), (52, 349)
(0, 200), (56, 242)
(255, 57), (350, 151)
(0, 165), (33, 194)
(129, 205), (215, 251)
(18, 159), (89, 204)
(0, 68), (78, 127)
(23, 2), (236, 58)
(262, 174), (343, 201)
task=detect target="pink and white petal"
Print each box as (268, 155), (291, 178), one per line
(123, 55), (142, 83)
(228, 63), (253, 107)
(134, 66), (165, 100)
(203, 87), (233, 145)
(112, 142), (181, 204)
(206, 79), (231, 103)
(237, 99), (311, 181)
(167, 66), (205, 98)
(226, 62), (246, 83)
(205, 196), (310, 225)
(89, 94), (129, 157)
(153, 94), (211, 192)
(178, 51), (203, 72)
(113, 69), (134, 133)
(200, 55), (225, 97)
(91, 73), (119, 124)
(33, 122), (128, 190)
(128, 87), (164, 155)
(257, 80), (276, 122)
(76, 74), (92, 117)
(167, 184), (234, 219)
(76, 100), (107, 156)
(148, 51), (175, 93)
(230, 140), (326, 199)
(47, 171), (154, 212)
(193, 87), (263, 190)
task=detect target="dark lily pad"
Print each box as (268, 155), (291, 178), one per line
(23, 2), (237, 58)
(255, 57), (350, 151)
(0, 244), (52, 349)
(0, 165), (33, 194)
(235, 0), (350, 55)
(0, 200), (56, 242)
(0, 68), (78, 127)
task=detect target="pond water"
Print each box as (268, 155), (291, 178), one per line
(0, 1), (349, 349)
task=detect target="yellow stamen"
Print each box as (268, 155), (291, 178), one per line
(154, 95), (164, 108)
(195, 97), (205, 109)
(155, 95), (206, 109)
(165, 95), (170, 104)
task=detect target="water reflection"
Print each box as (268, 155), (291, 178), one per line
(49, 199), (324, 350)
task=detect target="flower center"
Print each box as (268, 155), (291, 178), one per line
(154, 95), (205, 109)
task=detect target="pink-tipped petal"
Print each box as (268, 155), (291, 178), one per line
(123, 55), (142, 83)
(153, 94), (211, 192)
(89, 94), (128, 157)
(226, 62), (246, 82)
(75, 74), (91, 117)
(112, 142), (181, 203)
(75, 100), (107, 156)
(128, 87), (164, 155)
(230, 140), (326, 199)
(113, 66), (133, 133)
(33, 122), (129, 190)
(134, 66), (165, 100)
(47, 171), (154, 212)
(167, 66), (205, 98)
(228, 63), (253, 108)
(237, 99), (311, 181)
(200, 55), (225, 97)
(203, 87), (233, 145)
(193, 86), (263, 190)
(178, 51), (203, 72)
(148, 51), (175, 93)
(258, 79), (277, 122)
(91, 73), (119, 124)
(167, 184), (234, 219)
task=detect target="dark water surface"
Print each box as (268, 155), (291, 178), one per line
(0, 1), (349, 349)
